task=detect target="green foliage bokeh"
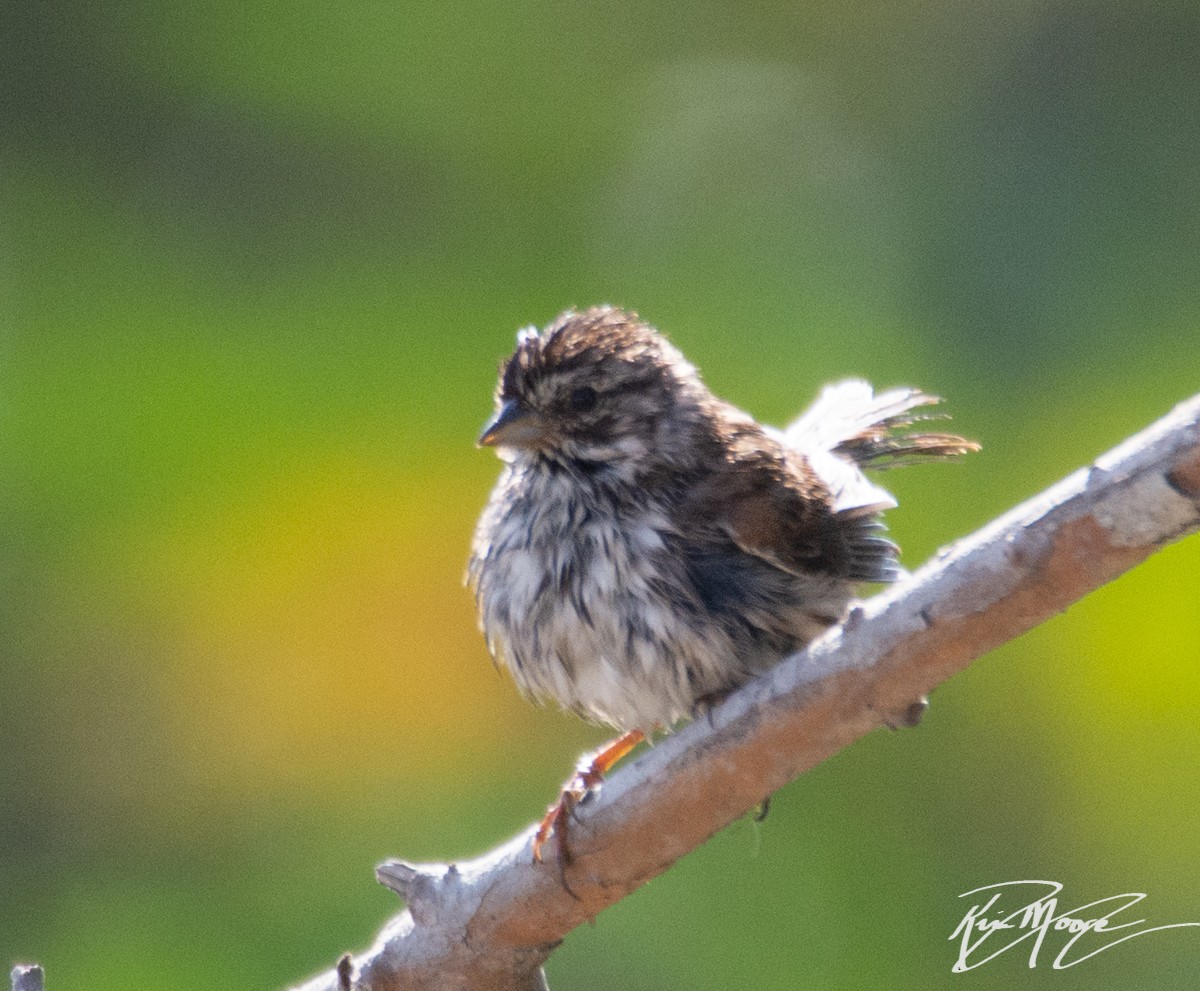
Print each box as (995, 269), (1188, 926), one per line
(3, 1), (1199, 988)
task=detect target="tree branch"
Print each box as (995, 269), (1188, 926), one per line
(290, 393), (1200, 991)
(10, 966), (44, 991)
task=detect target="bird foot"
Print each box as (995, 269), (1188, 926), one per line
(532, 729), (646, 865)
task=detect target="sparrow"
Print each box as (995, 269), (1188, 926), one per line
(468, 306), (976, 860)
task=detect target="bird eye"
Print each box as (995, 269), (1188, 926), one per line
(568, 386), (598, 412)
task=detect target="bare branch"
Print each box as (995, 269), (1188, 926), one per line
(10, 966), (45, 991)
(293, 393), (1200, 991)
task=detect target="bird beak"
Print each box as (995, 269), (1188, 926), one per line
(478, 399), (550, 449)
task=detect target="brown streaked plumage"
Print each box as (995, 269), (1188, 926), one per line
(470, 305), (976, 732)
(468, 306), (977, 857)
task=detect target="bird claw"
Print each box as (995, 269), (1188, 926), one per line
(531, 729), (646, 866)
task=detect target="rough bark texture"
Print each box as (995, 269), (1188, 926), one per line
(17, 396), (1200, 991)
(287, 393), (1200, 991)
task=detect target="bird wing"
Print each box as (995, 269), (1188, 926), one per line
(682, 419), (897, 582)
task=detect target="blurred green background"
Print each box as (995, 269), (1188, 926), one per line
(3, 0), (1199, 988)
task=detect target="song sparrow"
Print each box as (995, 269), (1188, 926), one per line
(468, 306), (976, 858)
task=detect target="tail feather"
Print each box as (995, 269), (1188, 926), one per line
(787, 380), (977, 466)
(785, 379), (978, 583)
